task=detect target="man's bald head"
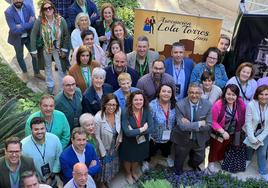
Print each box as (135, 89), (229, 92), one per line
(63, 75), (76, 98)
(73, 163), (88, 186)
(113, 51), (127, 74)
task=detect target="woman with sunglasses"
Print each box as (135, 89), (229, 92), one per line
(31, 0), (70, 94)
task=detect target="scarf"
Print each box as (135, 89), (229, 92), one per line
(41, 15), (62, 53)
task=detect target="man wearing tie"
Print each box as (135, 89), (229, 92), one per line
(171, 83), (212, 175)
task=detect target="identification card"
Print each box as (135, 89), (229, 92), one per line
(175, 84), (181, 94)
(136, 135), (146, 144)
(41, 163), (51, 177)
(162, 130), (171, 140)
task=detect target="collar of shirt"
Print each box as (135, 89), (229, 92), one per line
(5, 158), (21, 173)
(72, 144), (86, 163)
(172, 59), (184, 69)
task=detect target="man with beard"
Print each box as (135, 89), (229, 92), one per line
(21, 117), (63, 187)
(105, 51), (139, 91)
(164, 42), (194, 101)
(25, 95), (70, 149)
(5, 0), (43, 81)
(127, 36), (159, 77)
(0, 137), (35, 188)
(60, 127), (100, 184)
(137, 60), (175, 101)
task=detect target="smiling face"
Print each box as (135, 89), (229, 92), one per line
(137, 41), (149, 58)
(188, 86), (201, 104)
(5, 143), (21, 167)
(82, 34), (94, 48)
(63, 76), (76, 98)
(202, 78), (213, 90)
(132, 94), (144, 111)
(159, 85), (172, 103)
(31, 123), (46, 143)
(80, 51), (90, 66)
(225, 88), (237, 105)
(113, 25), (124, 40)
(105, 99), (117, 114)
(119, 79), (132, 92)
(113, 52), (127, 73)
(111, 43), (121, 55)
(172, 46), (184, 64)
(72, 133), (87, 153)
(258, 89), (268, 106)
(40, 98), (54, 118)
(81, 119), (95, 135)
(206, 51), (218, 68)
(152, 61), (165, 80)
(92, 75), (105, 89)
(103, 7), (113, 21)
(239, 66), (252, 83)
(79, 16), (89, 30)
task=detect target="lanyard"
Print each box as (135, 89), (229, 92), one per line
(133, 110), (143, 128)
(80, 66), (91, 87)
(235, 76), (249, 101)
(40, 112), (54, 132)
(10, 171), (19, 185)
(160, 103), (170, 129)
(31, 137), (46, 164)
(259, 104), (265, 126)
(137, 55), (149, 77)
(173, 62), (183, 84)
(103, 20), (111, 33)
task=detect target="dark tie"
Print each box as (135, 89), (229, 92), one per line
(191, 105), (197, 140)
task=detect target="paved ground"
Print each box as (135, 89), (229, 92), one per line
(0, 0), (261, 187)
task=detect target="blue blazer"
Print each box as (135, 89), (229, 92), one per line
(60, 143), (101, 184)
(164, 57), (194, 97)
(5, 4), (35, 46)
(82, 83), (113, 115)
(67, 0), (99, 32)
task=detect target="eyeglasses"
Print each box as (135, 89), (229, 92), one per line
(64, 83), (76, 88)
(207, 56), (218, 61)
(43, 6), (53, 11)
(7, 150), (20, 154)
(106, 103), (117, 107)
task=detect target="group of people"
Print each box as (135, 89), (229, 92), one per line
(3, 0), (268, 188)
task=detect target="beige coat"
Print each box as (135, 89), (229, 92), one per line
(94, 109), (122, 157)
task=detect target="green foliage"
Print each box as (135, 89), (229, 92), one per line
(0, 62), (34, 101)
(140, 179), (172, 188)
(0, 98), (31, 157)
(94, 0), (139, 35)
(17, 92), (43, 113)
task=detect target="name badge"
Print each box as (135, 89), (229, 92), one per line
(41, 163), (51, 178)
(162, 130), (171, 140)
(136, 135), (146, 144)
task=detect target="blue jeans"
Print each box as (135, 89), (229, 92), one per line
(13, 37), (39, 74)
(256, 136), (268, 175)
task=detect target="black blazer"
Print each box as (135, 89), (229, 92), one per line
(0, 156), (35, 188)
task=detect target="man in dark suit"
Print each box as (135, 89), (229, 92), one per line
(60, 127), (100, 184)
(5, 0), (42, 80)
(171, 83), (212, 175)
(0, 137), (35, 188)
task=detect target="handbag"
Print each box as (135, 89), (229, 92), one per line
(221, 144), (246, 173)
